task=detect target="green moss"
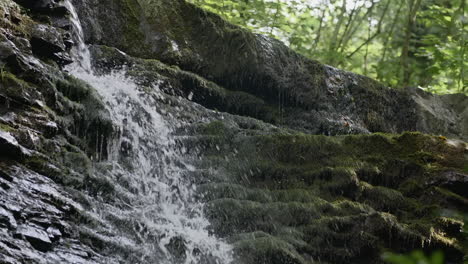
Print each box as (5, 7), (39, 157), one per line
(24, 155), (49, 170)
(62, 151), (93, 177)
(199, 183), (274, 203)
(233, 234), (306, 264)
(56, 74), (94, 102)
(0, 0), (35, 37)
(399, 179), (424, 196)
(54, 73), (114, 160)
(434, 187), (468, 209)
(197, 130), (467, 263)
(360, 183), (412, 213)
(0, 71), (30, 93)
(0, 123), (15, 132)
(84, 175), (115, 200)
(199, 121), (228, 136)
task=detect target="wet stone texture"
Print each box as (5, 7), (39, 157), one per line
(0, 0), (467, 263)
(0, 164), (106, 263)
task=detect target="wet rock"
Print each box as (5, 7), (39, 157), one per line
(0, 0), (466, 263)
(0, 207), (17, 229)
(166, 236), (187, 261)
(15, 225), (53, 252)
(39, 120), (59, 138)
(16, 129), (41, 150)
(431, 171), (468, 197)
(31, 24), (65, 53)
(30, 24), (71, 65)
(53, 51), (73, 65)
(0, 131), (31, 160)
(2, 45), (46, 78)
(0, 38), (18, 60)
(0, 169), (13, 182)
(12, 0), (69, 16)
(11, 37), (32, 53)
(46, 226), (62, 242)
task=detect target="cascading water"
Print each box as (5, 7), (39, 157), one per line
(62, 1), (232, 263)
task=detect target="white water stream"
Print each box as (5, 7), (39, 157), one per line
(63, 1), (232, 263)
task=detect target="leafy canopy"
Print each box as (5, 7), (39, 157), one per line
(188, 0), (467, 94)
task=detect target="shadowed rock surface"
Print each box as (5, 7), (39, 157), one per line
(0, 0), (467, 263)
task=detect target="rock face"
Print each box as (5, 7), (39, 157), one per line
(0, 0), (467, 263)
(74, 0), (467, 140)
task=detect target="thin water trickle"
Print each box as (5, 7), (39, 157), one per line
(63, 1), (232, 263)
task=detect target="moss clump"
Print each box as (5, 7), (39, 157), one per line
(56, 75), (95, 103)
(198, 121), (228, 136)
(83, 175), (115, 200)
(0, 0), (35, 37)
(233, 234), (306, 264)
(360, 183), (412, 213)
(54, 74), (114, 160)
(0, 71), (37, 104)
(0, 123), (16, 132)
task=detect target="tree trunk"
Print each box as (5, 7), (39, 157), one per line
(401, 0), (422, 88)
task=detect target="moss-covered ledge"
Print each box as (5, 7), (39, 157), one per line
(193, 121), (467, 264)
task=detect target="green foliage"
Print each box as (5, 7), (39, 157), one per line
(187, 0), (467, 95)
(383, 251), (444, 264)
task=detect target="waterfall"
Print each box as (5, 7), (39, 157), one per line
(63, 1), (232, 263)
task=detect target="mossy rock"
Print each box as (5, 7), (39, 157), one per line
(75, 0), (467, 139)
(195, 125), (467, 263)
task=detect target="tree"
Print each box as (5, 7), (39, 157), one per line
(187, 0), (467, 94)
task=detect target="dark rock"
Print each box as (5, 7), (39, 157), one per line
(2, 47), (46, 79)
(436, 217), (463, 237)
(15, 225), (53, 252)
(41, 120), (59, 138)
(431, 171), (468, 198)
(0, 170), (13, 182)
(0, 33), (20, 60)
(12, 0), (69, 16)
(30, 24), (71, 65)
(0, 131), (31, 160)
(0, 43), (16, 61)
(31, 24), (66, 53)
(11, 37), (32, 54)
(16, 129), (40, 150)
(0, 207), (17, 229)
(52, 17), (73, 31)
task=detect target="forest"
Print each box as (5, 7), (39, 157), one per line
(189, 0), (467, 94)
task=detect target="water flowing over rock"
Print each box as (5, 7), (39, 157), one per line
(0, 0), (467, 263)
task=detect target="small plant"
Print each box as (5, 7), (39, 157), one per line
(382, 251), (444, 264)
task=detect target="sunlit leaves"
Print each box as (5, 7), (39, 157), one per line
(382, 251), (444, 264)
(187, 0), (466, 94)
